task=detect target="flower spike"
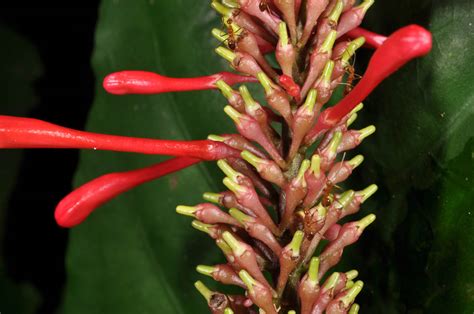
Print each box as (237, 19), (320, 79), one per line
(306, 25), (432, 144)
(3, 0), (433, 311)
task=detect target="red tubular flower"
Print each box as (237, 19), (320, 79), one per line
(0, 115), (240, 160)
(305, 24), (432, 144)
(103, 70), (257, 95)
(347, 27), (387, 48)
(55, 157), (199, 227)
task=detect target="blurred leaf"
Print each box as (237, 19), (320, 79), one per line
(0, 25), (42, 314)
(348, 0), (474, 312)
(63, 0), (473, 313)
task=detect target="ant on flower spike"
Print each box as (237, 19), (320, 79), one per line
(303, 207), (320, 239)
(344, 64), (356, 95)
(303, 152), (346, 238)
(259, 0), (270, 12)
(322, 152), (346, 207)
(343, 49), (362, 95)
(224, 18), (241, 50)
(344, 64), (363, 95)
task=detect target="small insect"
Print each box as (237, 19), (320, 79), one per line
(224, 18), (240, 50)
(259, 0), (270, 12)
(343, 55), (362, 95)
(344, 64), (356, 95)
(303, 208), (318, 239)
(321, 180), (337, 207)
(328, 19), (338, 30)
(302, 152), (347, 238)
(321, 152), (347, 207)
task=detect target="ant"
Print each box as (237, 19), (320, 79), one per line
(302, 172), (343, 238)
(225, 18), (238, 50)
(344, 64), (356, 95)
(342, 51), (362, 95)
(259, 0), (270, 12)
(303, 207), (321, 239)
(343, 64), (363, 95)
(320, 152), (347, 207)
(321, 181), (337, 207)
(221, 18), (242, 51)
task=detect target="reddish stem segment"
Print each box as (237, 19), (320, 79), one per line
(347, 27), (387, 49)
(55, 157), (200, 227)
(306, 25), (432, 142)
(0, 115), (240, 160)
(103, 71), (257, 95)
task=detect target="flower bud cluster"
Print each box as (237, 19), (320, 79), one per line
(177, 0), (381, 312)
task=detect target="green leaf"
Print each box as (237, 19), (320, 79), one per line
(63, 0), (474, 313)
(344, 0), (474, 312)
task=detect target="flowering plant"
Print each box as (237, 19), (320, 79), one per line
(0, 0), (474, 312)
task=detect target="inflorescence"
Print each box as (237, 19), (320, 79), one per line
(0, 0), (432, 313)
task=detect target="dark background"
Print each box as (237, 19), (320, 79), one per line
(0, 3), (99, 313)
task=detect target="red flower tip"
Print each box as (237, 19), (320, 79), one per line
(55, 157), (199, 227)
(306, 24), (432, 143)
(103, 71), (257, 95)
(399, 24), (433, 57)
